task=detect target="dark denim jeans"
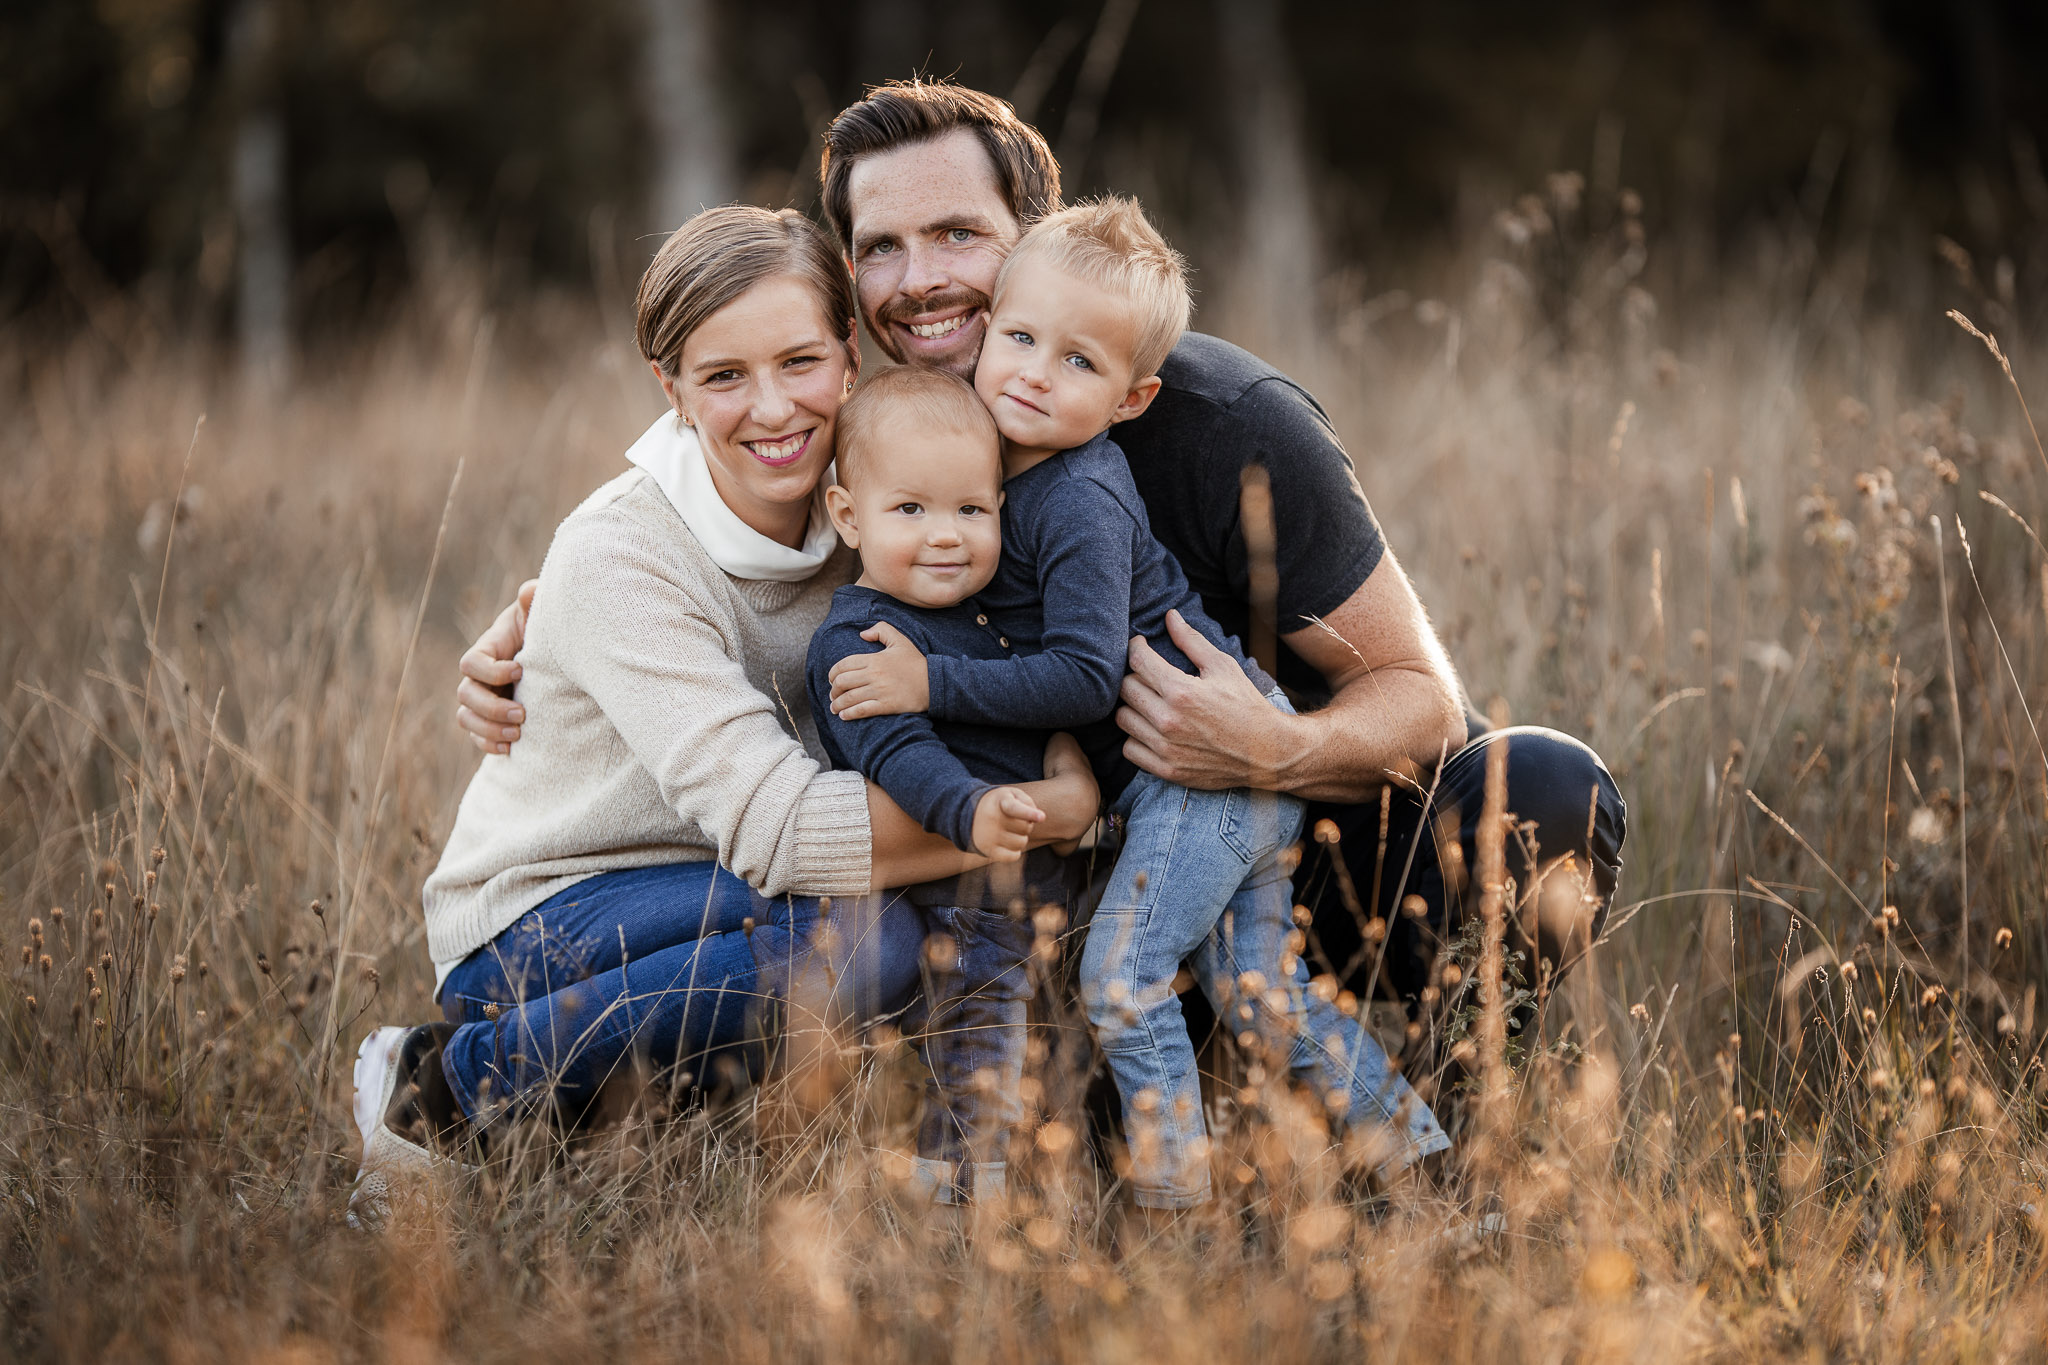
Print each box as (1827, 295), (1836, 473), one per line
(1295, 723), (1628, 1019)
(436, 862), (923, 1127)
(910, 904), (1038, 1206)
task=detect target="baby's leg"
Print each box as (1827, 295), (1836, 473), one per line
(911, 904), (1037, 1207)
(1080, 774), (1300, 1208)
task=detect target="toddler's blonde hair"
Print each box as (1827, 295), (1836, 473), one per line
(994, 195), (1190, 382)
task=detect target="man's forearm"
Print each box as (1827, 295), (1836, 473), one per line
(1274, 665), (1467, 804)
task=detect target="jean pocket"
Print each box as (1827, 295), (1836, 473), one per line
(1217, 788), (1273, 864)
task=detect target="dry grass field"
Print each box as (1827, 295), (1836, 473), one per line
(2, 188), (2045, 1361)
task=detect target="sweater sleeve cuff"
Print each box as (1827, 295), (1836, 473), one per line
(792, 768), (874, 896)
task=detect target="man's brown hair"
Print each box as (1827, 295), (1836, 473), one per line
(636, 205), (854, 378)
(833, 365), (999, 493)
(819, 77), (1061, 252)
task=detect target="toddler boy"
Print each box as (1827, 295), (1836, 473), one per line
(831, 199), (1446, 1210)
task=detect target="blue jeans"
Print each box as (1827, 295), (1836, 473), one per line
(1081, 766), (1308, 1208)
(436, 863), (924, 1126)
(909, 904), (1037, 1206)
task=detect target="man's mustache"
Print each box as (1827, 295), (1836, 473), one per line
(873, 289), (991, 330)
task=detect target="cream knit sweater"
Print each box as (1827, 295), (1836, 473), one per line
(422, 469), (871, 984)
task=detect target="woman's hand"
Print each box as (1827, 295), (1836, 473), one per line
(455, 579), (538, 754)
(971, 786), (1045, 862)
(1033, 732), (1099, 855)
(827, 622), (930, 719)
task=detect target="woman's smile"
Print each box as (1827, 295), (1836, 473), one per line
(742, 428), (815, 467)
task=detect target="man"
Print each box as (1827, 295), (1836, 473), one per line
(457, 78), (1625, 1049)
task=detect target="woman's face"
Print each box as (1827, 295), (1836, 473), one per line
(657, 274), (855, 547)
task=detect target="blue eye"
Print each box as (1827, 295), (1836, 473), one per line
(946, 228), (975, 243)
(1067, 354), (1094, 371)
(1008, 331), (1033, 346)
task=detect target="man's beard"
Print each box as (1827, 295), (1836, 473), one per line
(869, 286), (991, 376)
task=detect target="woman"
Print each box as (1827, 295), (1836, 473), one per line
(352, 206), (1097, 1211)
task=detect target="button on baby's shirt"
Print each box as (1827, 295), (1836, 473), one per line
(999, 637), (1009, 648)
(975, 614), (989, 625)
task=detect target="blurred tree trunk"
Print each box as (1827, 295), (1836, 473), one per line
(637, 0), (734, 232)
(228, 0), (290, 396)
(1214, 0), (1319, 374)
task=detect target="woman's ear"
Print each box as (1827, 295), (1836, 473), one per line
(1108, 374), (1163, 426)
(651, 360), (687, 421)
(823, 482), (861, 548)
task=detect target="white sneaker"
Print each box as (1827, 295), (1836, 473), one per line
(347, 1025), (476, 1228)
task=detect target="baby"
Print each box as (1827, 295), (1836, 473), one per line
(825, 199), (1309, 1212)
(806, 365), (1069, 1209)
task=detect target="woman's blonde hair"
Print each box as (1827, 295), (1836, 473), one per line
(636, 206), (855, 377)
(994, 196), (1191, 381)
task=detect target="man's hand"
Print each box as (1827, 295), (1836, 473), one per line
(1116, 610), (1305, 791)
(971, 786), (1044, 862)
(828, 622), (930, 719)
(456, 579), (537, 754)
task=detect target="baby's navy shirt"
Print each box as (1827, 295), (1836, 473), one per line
(925, 432), (1277, 796)
(807, 584), (1069, 909)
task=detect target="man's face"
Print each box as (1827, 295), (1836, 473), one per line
(844, 128), (1021, 380)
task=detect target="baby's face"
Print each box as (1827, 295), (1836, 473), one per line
(828, 416), (1004, 609)
(974, 257), (1141, 454)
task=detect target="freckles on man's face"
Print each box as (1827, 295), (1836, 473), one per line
(844, 128), (1022, 379)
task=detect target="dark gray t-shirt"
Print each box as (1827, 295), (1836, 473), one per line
(1115, 332), (1387, 705)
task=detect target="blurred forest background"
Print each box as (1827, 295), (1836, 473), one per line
(7, 0), (2048, 380)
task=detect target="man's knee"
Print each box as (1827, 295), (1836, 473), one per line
(1465, 726), (1626, 866)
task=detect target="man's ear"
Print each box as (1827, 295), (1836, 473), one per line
(1107, 374), (1164, 426)
(824, 482), (861, 548)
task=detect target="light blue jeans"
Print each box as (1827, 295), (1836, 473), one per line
(1079, 691), (1307, 1208)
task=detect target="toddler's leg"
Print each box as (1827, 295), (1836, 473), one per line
(911, 905), (1037, 1206)
(1081, 775), (1300, 1209)
(1190, 838), (1451, 1178)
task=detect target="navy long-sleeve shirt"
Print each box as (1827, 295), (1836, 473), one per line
(925, 433), (1276, 795)
(807, 585), (1070, 910)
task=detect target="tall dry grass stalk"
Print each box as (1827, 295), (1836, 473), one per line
(1, 184), (2045, 1361)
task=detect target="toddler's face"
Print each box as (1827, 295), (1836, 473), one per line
(825, 416), (1004, 609)
(974, 257), (1143, 454)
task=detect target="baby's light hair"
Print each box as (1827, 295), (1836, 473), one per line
(834, 365), (1000, 492)
(994, 196), (1191, 382)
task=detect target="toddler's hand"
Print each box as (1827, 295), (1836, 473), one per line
(971, 786), (1044, 862)
(829, 621), (930, 719)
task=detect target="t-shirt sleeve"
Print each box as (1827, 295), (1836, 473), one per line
(925, 477), (1132, 729)
(807, 615), (993, 853)
(1229, 379), (1387, 627)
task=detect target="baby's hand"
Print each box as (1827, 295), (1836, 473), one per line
(971, 786), (1044, 862)
(828, 621), (930, 719)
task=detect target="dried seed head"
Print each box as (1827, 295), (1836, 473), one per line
(1630, 1002), (1651, 1024)
(144, 870), (157, 891)
(151, 846), (166, 867)
(169, 955), (186, 985)
(38, 954), (51, 975)
(1401, 894), (1428, 919)
(256, 953), (271, 975)
(49, 907), (63, 925)
(1841, 961), (1859, 981)
(361, 965), (380, 988)
(1995, 927), (2013, 950)
(85, 966), (97, 987)
(1863, 1007), (1879, 1027)
(308, 899), (323, 919)
(1920, 986), (1943, 1008)
(28, 917), (42, 938)
(25, 995), (37, 1012)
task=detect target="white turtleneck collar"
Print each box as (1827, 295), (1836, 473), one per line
(622, 409), (839, 582)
